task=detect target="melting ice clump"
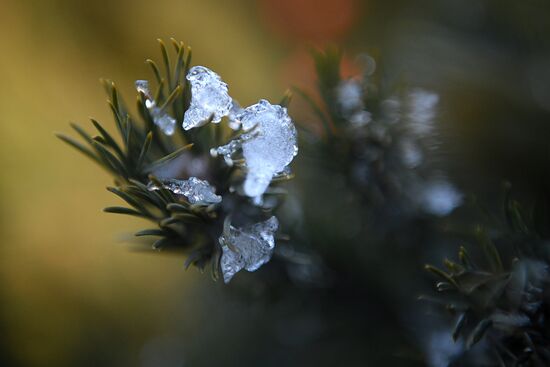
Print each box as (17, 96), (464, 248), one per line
(227, 100), (244, 130)
(240, 100), (297, 198)
(135, 80), (177, 135)
(213, 100), (298, 200)
(219, 216), (279, 283)
(147, 177), (222, 205)
(183, 66), (232, 130)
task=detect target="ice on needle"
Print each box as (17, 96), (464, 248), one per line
(135, 80), (177, 135)
(182, 66), (232, 130)
(212, 99), (298, 199)
(147, 177), (222, 205)
(219, 216), (279, 283)
(227, 100), (244, 130)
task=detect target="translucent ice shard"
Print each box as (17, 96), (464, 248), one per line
(239, 100), (298, 198)
(209, 129), (256, 166)
(135, 80), (177, 135)
(219, 216), (279, 283)
(182, 66), (232, 130)
(210, 100), (298, 200)
(153, 114), (177, 136)
(147, 177), (222, 205)
(135, 80), (154, 107)
(228, 100), (244, 130)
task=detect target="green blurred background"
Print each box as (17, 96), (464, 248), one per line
(2, 0), (550, 366)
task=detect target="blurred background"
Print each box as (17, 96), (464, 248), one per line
(1, 0), (550, 366)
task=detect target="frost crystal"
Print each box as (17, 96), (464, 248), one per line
(215, 99), (298, 200)
(182, 66), (232, 130)
(228, 100), (244, 130)
(219, 216), (279, 283)
(147, 177), (222, 205)
(209, 130), (256, 166)
(135, 80), (177, 135)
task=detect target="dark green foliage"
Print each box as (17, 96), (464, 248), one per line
(425, 187), (550, 366)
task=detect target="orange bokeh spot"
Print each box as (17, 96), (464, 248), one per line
(280, 48), (364, 136)
(260, 0), (360, 43)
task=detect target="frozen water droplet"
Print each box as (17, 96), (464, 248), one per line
(219, 216), (279, 283)
(210, 129), (256, 166)
(239, 100), (298, 199)
(135, 80), (176, 135)
(183, 66), (232, 130)
(151, 111), (176, 135)
(211, 100), (298, 201)
(135, 80), (151, 98)
(211, 138), (241, 161)
(147, 177), (222, 205)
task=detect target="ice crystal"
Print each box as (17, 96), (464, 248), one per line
(135, 80), (177, 135)
(182, 66), (232, 130)
(228, 100), (244, 130)
(219, 216), (279, 283)
(147, 177), (221, 205)
(233, 100), (298, 199)
(209, 129), (256, 166)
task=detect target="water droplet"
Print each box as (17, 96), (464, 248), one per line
(135, 80), (176, 135)
(148, 177), (222, 205)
